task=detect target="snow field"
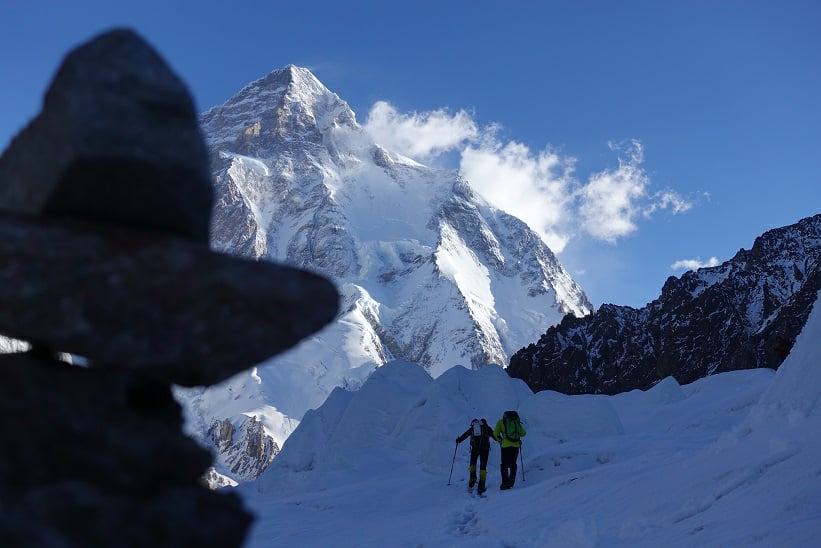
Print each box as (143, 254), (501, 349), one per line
(237, 294), (821, 547)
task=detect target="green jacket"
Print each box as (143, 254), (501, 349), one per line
(493, 415), (526, 448)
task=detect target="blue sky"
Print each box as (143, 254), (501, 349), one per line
(2, 0), (819, 308)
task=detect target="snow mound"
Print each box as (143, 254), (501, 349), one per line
(243, 318), (821, 547)
(758, 290), (821, 415)
(645, 376), (687, 404)
(519, 390), (624, 441)
(264, 360), (433, 478)
(261, 360), (534, 487)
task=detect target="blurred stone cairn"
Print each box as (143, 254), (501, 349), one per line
(0, 29), (339, 546)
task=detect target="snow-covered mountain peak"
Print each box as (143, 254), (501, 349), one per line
(279, 65), (340, 107)
(182, 66), (593, 483)
(200, 65), (356, 155)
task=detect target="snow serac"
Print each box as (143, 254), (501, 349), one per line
(177, 65), (592, 481)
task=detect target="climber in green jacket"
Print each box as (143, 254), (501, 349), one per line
(493, 410), (526, 490)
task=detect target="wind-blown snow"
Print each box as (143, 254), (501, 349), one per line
(234, 293), (821, 547)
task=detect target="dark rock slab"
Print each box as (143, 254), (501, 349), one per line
(0, 352), (251, 547)
(0, 212), (339, 386)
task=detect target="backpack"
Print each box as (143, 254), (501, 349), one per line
(471, 419), (483, 439)
(470, 419), (488, 447)
(502, 411), (522, 442)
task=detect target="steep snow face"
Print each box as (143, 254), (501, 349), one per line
(179, 65), (592, 481)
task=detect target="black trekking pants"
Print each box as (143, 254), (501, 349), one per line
(500, 446), (519, 484)
(470, 446), (489, 474)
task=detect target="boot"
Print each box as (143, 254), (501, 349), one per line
(506, 462), (517, 488)
(468, 465), (476, 488)
(499, 465), (509, 490)
(477, 470), (487, 494)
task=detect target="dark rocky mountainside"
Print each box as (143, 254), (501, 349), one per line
(508, 214), (821, 395)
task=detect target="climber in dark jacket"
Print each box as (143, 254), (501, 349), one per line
(456, 418), (495, 494)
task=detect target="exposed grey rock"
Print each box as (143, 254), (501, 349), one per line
(209, 416), (279, 481)
(509, 214), (821, 395)
(202, 467), (238, 490)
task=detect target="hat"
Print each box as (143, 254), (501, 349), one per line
(0, 29), (339, 386)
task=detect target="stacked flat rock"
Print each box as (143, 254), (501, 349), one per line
(0, 352), (252, 546)
(0, 28), (339, 546)
(0, 28), (339, 387)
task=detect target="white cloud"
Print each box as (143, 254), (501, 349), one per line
(671, 257), (720, 271)
(459, 137), (576, 252)
(645, 191), (693, 216)
(362, 103), (693, 252)
(577, 141), (693, 243)
(363, 101), (477, 160)
(578, 140), (648, 243)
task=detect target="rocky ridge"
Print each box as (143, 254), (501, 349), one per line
(508, 214), (821, 394)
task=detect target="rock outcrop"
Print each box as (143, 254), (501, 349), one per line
(508, 214), (821, 395)
(0, 29), (338, 546)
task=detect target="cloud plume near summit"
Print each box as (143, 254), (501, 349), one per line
(363, 101), (478, 159)
(364, 103), (691, 253)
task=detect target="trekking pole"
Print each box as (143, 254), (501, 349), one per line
(447, 442), (458, 485)
(520, 445), (525, 482)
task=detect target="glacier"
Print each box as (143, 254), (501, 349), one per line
(237, 291), (821, 547)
